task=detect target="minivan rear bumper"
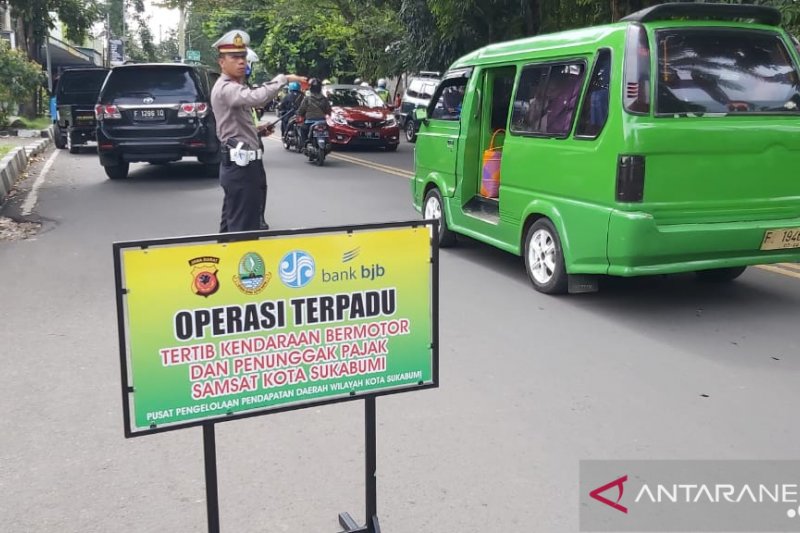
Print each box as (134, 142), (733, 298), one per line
(607, 210), (800, 276)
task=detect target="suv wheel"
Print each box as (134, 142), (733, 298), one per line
(53, 123), (66, 149)
(104, 162), (129, 180)
(405, 118), (417, 143)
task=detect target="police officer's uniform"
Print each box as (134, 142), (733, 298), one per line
(211, 30), (287, 233)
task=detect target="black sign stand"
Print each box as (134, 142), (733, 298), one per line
(200, 396), (382, 533)
(338, 396), (381, 533)
(203, 423), (221, 533)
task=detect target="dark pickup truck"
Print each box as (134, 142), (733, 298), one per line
(53, 67), (109, 153)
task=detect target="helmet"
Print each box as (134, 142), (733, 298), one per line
(322, 79), (331, 85)
(360, 82), (370, 87)
(377, 78), (386, 89)
(354, 78), (362, 85)
(288, 81), (300, 92)
(309, 77), (322, 94)
(246, 47), (259, 64)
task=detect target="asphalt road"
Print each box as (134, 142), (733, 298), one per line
(1, 138), (799, 532)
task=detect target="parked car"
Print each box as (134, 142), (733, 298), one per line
(53, 67), (109, 154)
(95, 63), (220, 180)
(323, 84), (400, 151)
(395, 72), (440, 143)
(412, 2), (800, 294)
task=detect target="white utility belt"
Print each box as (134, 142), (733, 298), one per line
(228, 142), (263, 166)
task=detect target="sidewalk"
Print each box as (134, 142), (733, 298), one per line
(0, 127), (54, 207)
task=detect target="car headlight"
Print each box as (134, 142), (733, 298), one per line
(385, 117), (396, 127)
(332, 114), (347, 125)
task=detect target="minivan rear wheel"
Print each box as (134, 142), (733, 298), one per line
(405, 119), (417, 143)
(523, 219), (568, 294)
(104, 162), (129, 180)
(423, 188), (456, 247)
(695, 266), (747, 282)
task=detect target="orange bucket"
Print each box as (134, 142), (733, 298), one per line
(480, 129), (504, 198)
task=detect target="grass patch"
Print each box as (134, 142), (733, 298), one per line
(17, 116), (51, 130)
(0, 145), (11, 158)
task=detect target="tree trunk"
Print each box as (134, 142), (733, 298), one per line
(178, 4), (186, 59)
(523, 0), (540, 35)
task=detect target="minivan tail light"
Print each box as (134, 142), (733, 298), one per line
(94, 104), (104, 120)
(616, 155), (645, 202)
(623, 24), (651, 114)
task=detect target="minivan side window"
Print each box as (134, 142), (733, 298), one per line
(511, 61), (586, 137)
(430, 79), (467, 121)
(575, 49), (611, 138)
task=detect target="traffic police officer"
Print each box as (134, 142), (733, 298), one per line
(211, 29), (305, 232)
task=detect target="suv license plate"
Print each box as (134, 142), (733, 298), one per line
(359, 132), (380, 139)
(133, 109), (165, 121)
(760, 227), (800, 250)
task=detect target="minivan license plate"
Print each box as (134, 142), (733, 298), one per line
(760, 227), (800, 250)
(133, 109), (165, 121)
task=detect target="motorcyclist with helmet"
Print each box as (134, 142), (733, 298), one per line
(375, 78), (390, 103)
(296, 78), (332, 152)
(278, 81), (304, 138)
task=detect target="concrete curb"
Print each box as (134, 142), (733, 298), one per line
(0, 127), (54, 207)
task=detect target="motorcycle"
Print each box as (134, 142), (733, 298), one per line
(280, 113), (302, 153)
(303, 120), (332, 166)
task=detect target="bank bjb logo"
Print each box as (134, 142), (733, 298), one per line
(189, 256), (220, 297)
(234, 252), (271, 295)
(279, 250), (315, 288)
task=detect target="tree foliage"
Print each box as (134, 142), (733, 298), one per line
(0, 39), (44, 125)
(2, 0), (102, 62)
(113, 0), (800, 82)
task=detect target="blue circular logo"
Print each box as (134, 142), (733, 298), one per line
(279, 250), (315, 288)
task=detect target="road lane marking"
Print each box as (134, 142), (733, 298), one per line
(265, 137), (414, 179)
(21, 149), (59, 216)
(756, 264), (800, 281)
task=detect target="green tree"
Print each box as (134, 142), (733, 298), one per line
(0, 40), (44, 125)
(3, 0), (102, 62)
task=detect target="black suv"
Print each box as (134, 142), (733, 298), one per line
(95, 63), (220, 180)
(53, 67), (109, 153)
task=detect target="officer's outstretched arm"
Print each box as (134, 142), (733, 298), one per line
(222, 74), (289, 107)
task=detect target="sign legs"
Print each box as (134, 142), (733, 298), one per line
(203, 423), (221, 533)
(338, 396), (381, 533)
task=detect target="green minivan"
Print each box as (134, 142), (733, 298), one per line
(411, 2), (800, 293)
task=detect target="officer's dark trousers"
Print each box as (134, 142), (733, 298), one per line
(218, 160), (267, 233)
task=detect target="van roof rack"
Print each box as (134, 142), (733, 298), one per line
(621, 2), (781, 26)
(417, 71), (441, 78)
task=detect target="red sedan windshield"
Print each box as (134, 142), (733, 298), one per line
(327, 88), (385, 108)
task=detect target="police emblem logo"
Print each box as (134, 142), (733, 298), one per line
(189, 256), (220, 297)
(233, 33), (244, 47)
(234, 252), (271, 294)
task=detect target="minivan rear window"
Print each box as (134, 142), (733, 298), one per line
(656, 29), (800, 115)
(103, 67), (200, 101)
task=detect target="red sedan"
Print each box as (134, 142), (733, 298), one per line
(323, 85), (400, 151)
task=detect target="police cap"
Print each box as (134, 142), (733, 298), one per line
(213, 30), (250, 55)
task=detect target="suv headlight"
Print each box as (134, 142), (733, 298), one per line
(332, 114), (347, 125)
(385, 117), (396, 127)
